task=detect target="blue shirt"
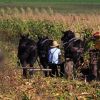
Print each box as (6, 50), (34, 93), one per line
(48, 47), (61, 64)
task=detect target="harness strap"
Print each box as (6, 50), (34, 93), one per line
(49, 48), (58, 63)
(41, 39), (50, 45)
(63, 37), (77, 45)
(64, 38), (79, 49)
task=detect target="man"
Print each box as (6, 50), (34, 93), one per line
(48, 41), (62, 77)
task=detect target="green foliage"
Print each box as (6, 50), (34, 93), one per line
(0, 23), (99, 99)
(96, 90), (100, 99)
(81, 28), (94, 59)
(83, 28), (94, 49)
(22, 92), (30, 100)
(0, 19), (66, 41)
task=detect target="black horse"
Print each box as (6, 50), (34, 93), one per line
(37, 36), (53, 77)
(61, 30), (99, 81)
(18, 34), (37, 78)
(61, 30), (84, 67)
(61, 30), (84, 79)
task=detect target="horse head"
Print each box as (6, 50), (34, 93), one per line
(61, 30), (75, 43)
(37, 35), (53, 61)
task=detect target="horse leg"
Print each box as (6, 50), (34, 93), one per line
(55, 64), (59, 77)
(40, 62), (48, 77)
(65, 59), (74, 80)
(22, 62), (27, 78)
(64, 61), (68, 79)
(92, 64), (97, 80)
(43, 65), (48, 77)
(60, 63), (65, 77)
(29, 64), (34, 77)
(40, 58), (48, 77)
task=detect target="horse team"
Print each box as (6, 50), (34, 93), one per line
(18, 30), (100, 81)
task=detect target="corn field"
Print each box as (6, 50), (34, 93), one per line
(0, 7), (100, 100)
(0, 7), (100, 37)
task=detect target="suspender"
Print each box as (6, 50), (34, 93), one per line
(50, 48), (58, 63)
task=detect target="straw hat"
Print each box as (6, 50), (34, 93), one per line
(51, 41), (59, 47)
